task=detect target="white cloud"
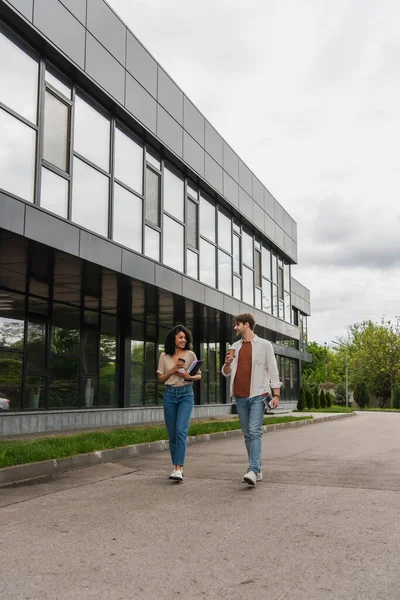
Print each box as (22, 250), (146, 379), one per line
(108, 0), (400, 344)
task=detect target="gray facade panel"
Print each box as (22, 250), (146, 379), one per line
(275, 202), (285, 228)
(183, 97), (204, 147)
(252, 202), (264, 233)
(155, 264), (183, 296)
(204, 153), (223, 194)
(183, 132), (204, 177)
(223, 295), (240, 319)
(125, 73), (157, 134)
(264, 213), (275, 242)
(79, 230), (122, 272)
(0, 193), (25, 235)
(157, 105), (183, 158)
(275, 224), (285, 250)
(205, 122), (223, 165)
(85, 33), (125, 105)
(223, 171), (239, 208)
(284, 210), (292, 236)
(25, 206), (80, 254)
(284, 233), (292, 256)
(292, 221), (297, 242)
(239, 188), (252, 221)
(292, 241), (298, 262)
(264, 188), (275, 218)
(33, 0), (85, 68)
(223, 142), (239, 181)
(86, 0), (126, 65)
(252, 176), (264, 207)
(205, 287), (224, 312)
(238, 159), (252, 195)
(121, 249), (155, 285)
(157, 67), (183, 125)
(60, 0), (86, 25)
(182, 278), (205, 305)
(126, 31), (157, 99)
(5, 0), (32, 21)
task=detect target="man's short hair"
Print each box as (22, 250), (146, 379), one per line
(235, 313), (256, 331)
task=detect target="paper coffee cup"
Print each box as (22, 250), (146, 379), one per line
(227, 347), (236, 358)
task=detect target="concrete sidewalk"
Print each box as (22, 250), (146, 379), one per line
(1, 411), (399, 600)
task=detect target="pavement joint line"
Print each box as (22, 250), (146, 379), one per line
(0, 413), (356, 487)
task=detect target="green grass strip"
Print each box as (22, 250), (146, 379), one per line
(0, 415), (312, 469)
(294, 406), (354, 413)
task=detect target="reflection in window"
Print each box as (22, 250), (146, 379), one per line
(113, 183), (142, 252)
(41, 168), (68, 218)
(233, 275), (241, 300)
(144, 226), (160, 261)
(51, 303), (79, 354)
(99, 361), (117, 406)
(186, 249), (198, 279)
(43, 91), (69, 171)
(255, 288), (262, 310)
(131, 363), (144, 405)
(49, 355), (78, 408)
(82, 378), (97, 408)
(272, 284), (278, 316)
(200, 195), (215, 242)
(262, 278), (272, 314)
(242, 230), (253, 267)
(45, 69), (71, 99)
(26, 321), (46, 372)
(0, 296), (25, 348)
(82, 328), (99, 376)
(24, 375), (45, 409)
(233, 234), (240, 274)
(145, 167), (160, 226)
(254, 248), (261, 287)
(0, 351), (22, 409)
(74, 95), (110, 171)
(272, 253), (278, 284)
(218, 211), (232, 253)
(186, 199), (198, 249)
(285, 292), (291, 323)
(164, 166), (184, 222)
(200, 239), (216, 288)
(262, 246), (271, 280)
(72, 157), (109, 237)
(284, 264), (291, 291)
(0, 30), (38, 123)
(218, 250), (232, 295)
(163, 216), (183, 272)
(0, 108), (36, 202)
(115, 127), (143, 193)
(242, 266), (254, 306)
(146, 149), (160, 170)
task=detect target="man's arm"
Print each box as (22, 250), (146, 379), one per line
(266, 342), (282, 407)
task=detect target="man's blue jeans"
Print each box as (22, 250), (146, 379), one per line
(164, 385), (194, 466)
(235, 395), (265, 474)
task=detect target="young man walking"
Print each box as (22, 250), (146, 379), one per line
(222, 313), (281, 486)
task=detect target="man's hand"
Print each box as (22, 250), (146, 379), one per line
(270, 395), (279, 409)
(224, 353), (234, 365)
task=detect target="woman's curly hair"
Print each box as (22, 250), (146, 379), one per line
(164, 325), (193, 356)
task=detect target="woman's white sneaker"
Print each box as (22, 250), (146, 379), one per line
(170, 470), (183, 481)
(169, 469), (177, 479)
(242, 471), (257, 486)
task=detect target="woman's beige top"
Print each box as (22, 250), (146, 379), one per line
(157, 350), (198, 387)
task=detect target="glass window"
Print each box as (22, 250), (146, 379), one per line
(186, 249), (198, 279)
(0, 292), (25, 348)
(279, 300), (285, 319)
(112, 183), (142, 252)
(146, 148), (160, 170)
(0, 31), (38, 123)
(72, 157), (109, 237)
(233, 220), (241, 234)
(262, 245), (271, 279)
(200, 195), (215, 242)
(187, 198), (198, 249)
(145, 167), (160, 226)
(100, 314), (117, 362)
(272, 284), (278, 316)
(131, 363), (144, 405)
(49, 355), (79, 408)
(218, 210), (232, 253)
(233, 276), (241, 300)
(272, 253), (278, 283)
(163, 215), (184, 272)
(199, 239), (216, 287)
(114, 127), (143, 193)
(254, 249), (261, 287)
(99, 361), (117, 406)
(74, 95), (110, 171)
(285, 292), (291, 323)
(233, 234), (240, 274)
(45, 69), (71, 99)
(242, 266), (254, 306)
(284, 264), (291, 291)
(242, 230), (253, 267)
(144, 226), (160, 261)
(82, 328), (99, 376)
(43, 91), (69, 171)
(0, 108), (36, 202)
(187, 180), (198, 200)
(278, 266), (284, 300)
(255, 288), (262, 310)
(51, 303), (80, 355)
(41, 168), (68, 218)
(218, 250), (232, 295)
(26, 320), (46, 372)
(0, 350), (22, 409)
(24, 375), (46, 409)
(262, 278), (272, 314)
(164, 166), (184, 222)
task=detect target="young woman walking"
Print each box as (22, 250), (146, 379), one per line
(157, 325), (201, 481)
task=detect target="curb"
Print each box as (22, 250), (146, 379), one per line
(0, 412), (356, 486)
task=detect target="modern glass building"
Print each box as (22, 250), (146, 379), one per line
(0, 0), (311, 435)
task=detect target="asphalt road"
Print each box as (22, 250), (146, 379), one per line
(1, 412), (399, 600)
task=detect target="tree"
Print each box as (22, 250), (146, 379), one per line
(394, 385), (400, 410)
(297, 386), (306, 411)
(314, 387), (320, 409)
(320, 389), (326, 408)
(306, 389), (313, 409)
(326, 391), (332, 408)
(335, 383), (346, 406)
(354, 381), (369, 408)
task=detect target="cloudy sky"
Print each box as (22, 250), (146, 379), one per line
(108, 0), (400, 345)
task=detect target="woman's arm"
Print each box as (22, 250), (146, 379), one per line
(157, 364), (179, 384)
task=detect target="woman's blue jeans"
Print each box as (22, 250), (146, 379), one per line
(235, 395), (265, 474)
(163, 385), (194, 466)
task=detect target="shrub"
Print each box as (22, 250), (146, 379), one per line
(394, 385), (400, 410)
(326, 391), (332, 408)
(320, 389), (326, 408)
(354, 381), (369, 408)
(306, 389), (313, 410)
(313, 387), (320, 409)
(335, 383), (346, 406)
(297, 386), (306, 411)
